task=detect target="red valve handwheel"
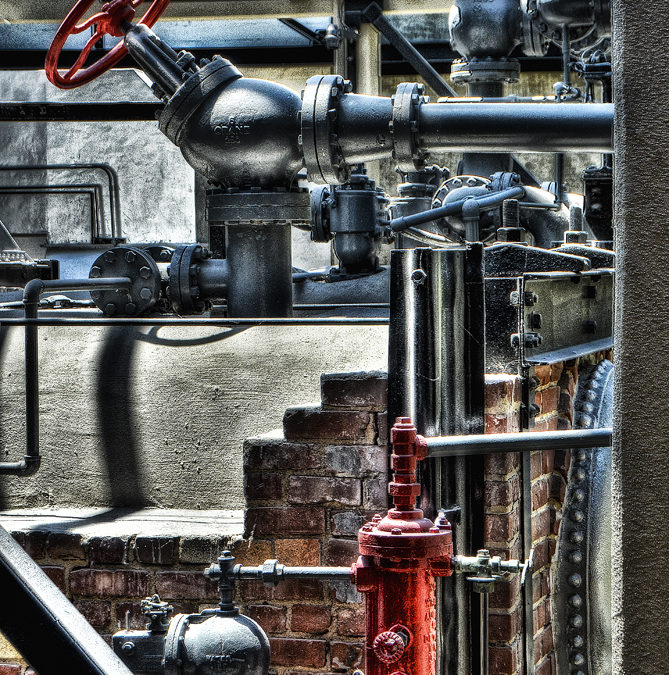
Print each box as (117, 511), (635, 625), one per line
(45, 0), (171, 89)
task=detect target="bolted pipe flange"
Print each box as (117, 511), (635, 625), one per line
(89, 246), (161, 316)
(391, 83), (429, 173)
(451, 57), (521, 85)
(168, 244), (212, 315)
(301, 74), (352, 184)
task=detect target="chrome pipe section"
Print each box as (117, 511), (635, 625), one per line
(425, 428), (612, 458)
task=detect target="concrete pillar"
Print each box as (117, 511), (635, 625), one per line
(612, 2), (669, 672)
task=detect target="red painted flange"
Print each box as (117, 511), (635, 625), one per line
(45, 0), (171, 89)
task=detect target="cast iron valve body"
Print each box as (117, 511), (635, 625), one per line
(352, 417), (453, 675)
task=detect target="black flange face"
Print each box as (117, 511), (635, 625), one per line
(168, 244), (211, 314)
(89, 247), (161, 316)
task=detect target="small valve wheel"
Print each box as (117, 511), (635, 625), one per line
(373, 630), (405, 664)
(45, 0), (171, 89)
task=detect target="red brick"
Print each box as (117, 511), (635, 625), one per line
(490, 575), (521, 611)
(239, 579), (323, 602)
(245, 472), (283, 501)
(0, 666), (21, 675)
(535, 656), (553, 675)
(530, 451), (543, 480)
(363, 478), (387, 509)
(533, 415), (559, 432)
(320, 371), (387, 411)
(275, 539), (320, 566)
(41, 565), (66, 591)
(533, 596), (551, 631)
(270, 638), (326, 668)
(325, 539), (359, 567)
(489, 539), (522, 561)
(47, 532), (86, 561)
(70, 569), (150, 598)
(533, 568), (551, 604)
(537, 386), (560, 414)
(88, 536), (127, 564)
(291, 604), (331, 633)
(485, 375), (520, 411)
(489, 644), (519, 675)
(155, 571), (218, 600)
(134, 536), (178, 565)
(531, 476), (550, 511)
(534, 364), (552, 387)
(115, 601), (146, 630)
(485, 453), (520, 477)
(549, 473), (567, 504)
(376, 412), (388, 445)
(180, 535), (229, 565)
(531, 538), (551, 573)
(542, 449), (555, 474)
(287, 476), (361, 506)
(534, 625), (555, 664)
(74, 599), (111, 628)
(283, 406), (373, 443)
(11, 530), (47, 559)
(230, 539), (273, 566)
(244, 439), (323, 472)
(335, 606), (365, 636)
(489, 606), (522, 643)
(245, 605), (287, 633)
(485, 475), (520, 510)
(245, 507), (325, 537)
(532, 508), (551, 541)
(331, 511), (368, 536)
(330, 641), (364, 670)
(485, 413), (509, 434)
(550, 362), (564, 383)
(485, 511), (520, 545)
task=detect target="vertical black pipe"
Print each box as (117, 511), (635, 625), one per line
(388, 244), (485, 674)
(225, 223), (293, 317)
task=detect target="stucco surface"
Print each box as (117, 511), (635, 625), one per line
(612, 1), (669, 671)
(0, 323), (387, 511)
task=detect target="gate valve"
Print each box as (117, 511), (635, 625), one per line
(45, 0), (170, 89)
(454, 547), (535, 589)
(139, 594), (173, 633)
(352, 417), (454, 675)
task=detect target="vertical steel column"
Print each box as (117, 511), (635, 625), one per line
(612, 1), (669, 671)
(388, 244), (485, 674)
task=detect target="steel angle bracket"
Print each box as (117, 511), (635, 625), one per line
(485, 269), (614, 372)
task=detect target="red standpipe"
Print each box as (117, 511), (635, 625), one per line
(352, 417), (453, 675)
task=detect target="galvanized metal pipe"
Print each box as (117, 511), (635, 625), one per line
(425, 428), (612, 458)
(233, 565), (352, 582)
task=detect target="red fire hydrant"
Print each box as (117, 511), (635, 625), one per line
(352, 417), (453, 675)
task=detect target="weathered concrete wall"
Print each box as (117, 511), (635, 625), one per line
(0, 323), (387, 511)
(612, 1), (669, 672)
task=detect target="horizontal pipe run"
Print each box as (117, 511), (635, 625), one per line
(234, 566), (353, 582)
(425, 428), (612, 457)
(0, 317), (390, 327)
(419, 102), (613, 153)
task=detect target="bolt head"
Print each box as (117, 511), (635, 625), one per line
(139, 287), (153, 301)
(90, 266), (102, 278)
(362, 524), (373, 532)
(121, 641), (135, 654)
(391, 527), (402, 535)
(139, 266), (152, 279)
(125, 250), (137, 263)
(104, 250), (116, 263)
(410, 269), (427, 285)
(125, 303), (137, 315)
(104, 303), (117, 316)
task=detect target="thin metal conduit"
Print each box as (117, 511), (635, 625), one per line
(0, 277), (131, 477)
(425, 428), (612, 458)
(0, 163), (122, 241)
(0, 317), (390, 327)
(390, 186), (525, 232)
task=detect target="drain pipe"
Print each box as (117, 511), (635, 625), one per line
(0, 277), (131, 476)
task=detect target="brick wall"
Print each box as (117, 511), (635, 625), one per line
(0, 359), (611, 674)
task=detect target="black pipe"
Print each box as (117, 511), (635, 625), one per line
(390, 186), (525, 232)
(425, 428), (612, 457)
(0, 316), (390, 327)
(0, 163), (122, 241)
(0, 523), (132, 674)
(418, 102), (613, 153)
(0, 277), (131, 477)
